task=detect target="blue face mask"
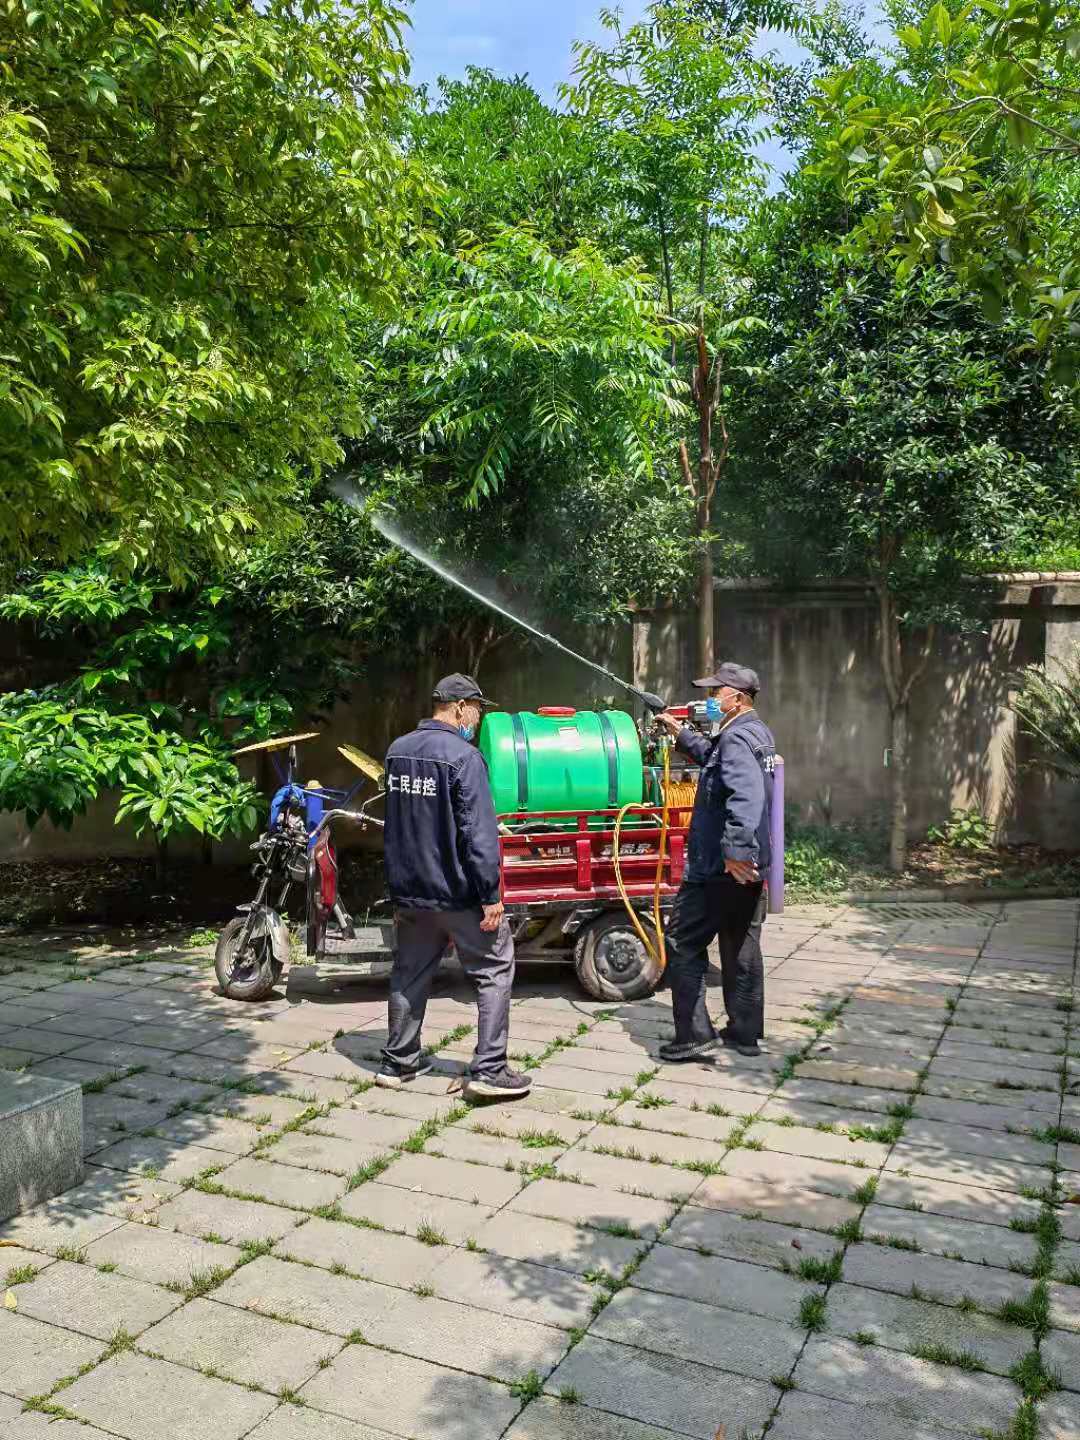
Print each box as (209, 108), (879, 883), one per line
(458, 724), (476, 742)
(704, 697), (723, 722)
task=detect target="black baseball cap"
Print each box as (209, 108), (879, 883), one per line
(432, 673), (498, 708)
(692, 662), (760, 695)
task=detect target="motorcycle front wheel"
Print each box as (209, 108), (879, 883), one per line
(214, 910), (287, 1001)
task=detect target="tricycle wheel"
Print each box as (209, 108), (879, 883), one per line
(215, 912), (286, 1001)
(573, 913), (664, 1002)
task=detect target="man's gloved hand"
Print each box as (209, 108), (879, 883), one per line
(725, 859), (760, 885)
(480, 902), (505, 933)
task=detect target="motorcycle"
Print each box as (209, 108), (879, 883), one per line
(214, 733), (384, 1001)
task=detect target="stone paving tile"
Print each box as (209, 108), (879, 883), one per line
(793, 1334), (1019, 1435)
(215, 1254), (569, 1379)
(155, 1189), (303, 1245)
(88, 1135), (227, 1183)
(1043, 1325), (1080, 1390)
(644, 1080), (764, 1116)
(270, 1130), (387, 1176)
(873, 1170), (1043, 1228)
(583, 1121), (730, 1169)
(61, 1350), (276, 1440)
(885, 1141), (1051, 1196)
(660, 1203), (839, 1271)
(860, 1202), (1039, 1269)
(246, 1410), (402, 1440)
(151, 1112), (263, 1156)
(769, 1389), (966, 1440)
(64, 1164), (183, 1219)
(0, 1199), (124, 1255)
(0, 1308), (104, 1398)
(507, 1178), (674, 1240)
(842, 1241), (1033, 1311)
(1049, 1282), (1080, 1333)
(472, 1210), (642, 1276)
(824, 1280), (1031, 1374)
(341, 1181), (496, 1242)
(913, 1094), (1055, 1132)
(543, 1333), (777, 1439)
(554, 1148), (696, 1201)
(776, 1076), (911, 1115)
(723, 1146), (874, 1200)
(201, 1092), (312, 1127)
(11, 1257), (181, 1340)
(0, 1391), (119, 1438)
(140, 1295), (339, 1390)
(503, 1394), (680, 1440)
(428, 1248), (595, 1329)
(592, 1284), (805, 1379)
(83, 1221), (242, 1286)
(631, 1244), (820, 1324)
(901, 1118), (1056, 1166)
(692, 1172), (861, 1230)
(214, 1155), (347, 1209)
(278, 1215), (444, 1286)
(379, 1151), (524, 1207)
(426, 1126), (546, 1170)
(316, 1106), (427, 1148)
(749, 1119), (891, 1167)
(1041, 1390), (1080, 1440)
(461, 1105), (597, 1144)
(299, 1340), (520, 1440)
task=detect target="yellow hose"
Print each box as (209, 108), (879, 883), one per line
(612, 742), (672, 973)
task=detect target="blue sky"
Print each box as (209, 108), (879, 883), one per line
(406, 1), (652, 101)
(405, 0), (816, 180)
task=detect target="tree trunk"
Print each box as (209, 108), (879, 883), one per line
(154, 831), (168, 884)
(875, 564), (936, 874)
(888, 700), (909, 874)
(697, 493), (714, 677)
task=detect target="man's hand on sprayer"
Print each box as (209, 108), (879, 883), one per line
(655, 711), (683, 738)
(480, 902), (504, 933)
(725, 859), (760, 886)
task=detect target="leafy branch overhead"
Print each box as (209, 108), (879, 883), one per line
(810, 0), (1080, 377)
(0, 0), (426, 579)
(406, 229), (688, 505)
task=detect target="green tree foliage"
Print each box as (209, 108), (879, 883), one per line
(735, 244), (1080, 866)
(564, 0), (789, 672)
(0, 0), (421, 578)
(811, 0), (1080, 374)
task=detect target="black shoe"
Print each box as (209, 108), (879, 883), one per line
(658, 1036), (721, 1063)
(462, 1066), (532, 1100)
(374, 1057), (434, 1090)
(721, 1035), (762, 1057)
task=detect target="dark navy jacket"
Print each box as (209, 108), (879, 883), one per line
(676, 711), (776, 882)
(383, 719), (502, 910)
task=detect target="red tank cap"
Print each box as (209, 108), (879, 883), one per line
(537, 706), (577, 717)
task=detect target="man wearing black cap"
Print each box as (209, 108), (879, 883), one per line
(377, 673), (531, 1099)
(655, 662), (776, 1061)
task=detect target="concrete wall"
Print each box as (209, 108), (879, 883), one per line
(2, 576), (1077, 859)
(631, 576), (1080, 847)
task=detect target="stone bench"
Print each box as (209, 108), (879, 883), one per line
(0, 1072), (83, 1222)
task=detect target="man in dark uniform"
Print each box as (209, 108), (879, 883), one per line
(655, 662), (776, 1061)
(377, 673), (531, 1100)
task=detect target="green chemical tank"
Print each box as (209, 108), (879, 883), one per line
(479, 708), (643, 816)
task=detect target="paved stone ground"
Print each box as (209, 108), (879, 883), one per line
(1, 897), (1079, 1440)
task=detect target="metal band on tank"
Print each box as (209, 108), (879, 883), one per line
(596, 712), (619, 807)
(510, 713), (529, 810)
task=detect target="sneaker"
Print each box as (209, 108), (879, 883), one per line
(462, 1066), (532, 1100)
(720, 1035), (762, 1057)
(374, 1057), (434, 1090)
(657, 1036), (721, 1063)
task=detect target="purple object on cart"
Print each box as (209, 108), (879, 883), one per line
(768, 755), (785, 914)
